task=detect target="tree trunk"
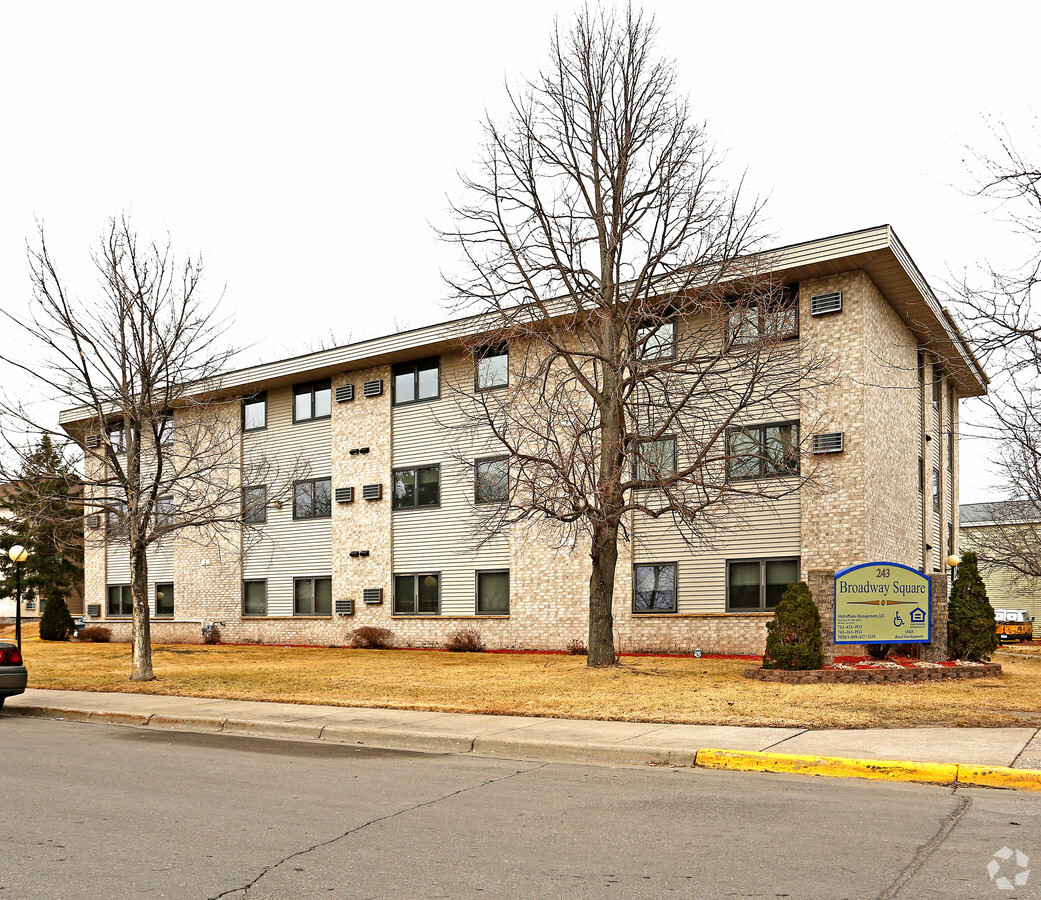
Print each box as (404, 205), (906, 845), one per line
(587, 521), (619, 666)
(130, 539), (154, 681)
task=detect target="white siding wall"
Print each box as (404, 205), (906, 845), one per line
(242, 385), (332, 615)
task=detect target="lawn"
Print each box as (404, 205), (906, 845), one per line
(5, 624), (1040, 729)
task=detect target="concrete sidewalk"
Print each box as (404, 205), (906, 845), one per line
(4, 688), (1041, 774)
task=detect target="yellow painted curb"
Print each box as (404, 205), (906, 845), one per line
(695, 749), (958, 786)
(957, 764), (1041, 792)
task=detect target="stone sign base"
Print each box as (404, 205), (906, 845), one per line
(744, 663), (1001, 684)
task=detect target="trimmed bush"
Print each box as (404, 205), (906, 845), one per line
(948, 551), (999, 661)
(763, 581), (824, 670)
(38, 593), (75, 641)
(76, 625), (112, 643)
(202, 625), (222, 645)
(349, 626), (394, 650)
(445, 628), (485, 652)
(565, 638), (587, 656)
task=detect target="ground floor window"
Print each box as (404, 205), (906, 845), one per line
(726, 557), (800, 611)
(294, 577), (332, 616)
(476, 570), (509, 614)
(633, 563), (678, 612)
(155, 583), (174, 617)
(394, 573), (440, 615)
(243, 580), (268, 616)
(107, 584), (132, 616)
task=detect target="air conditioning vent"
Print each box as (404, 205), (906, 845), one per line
(86, 514), (101, 529)
(810, 291), (842, 316)
(86, 434), (101, 448)
(335, 384), (354, 403)
(335, 487), (354, 504)
(335, 598), (354, 616)
(362, 483), (382, 501)
(812, 432), (844, 454)
(363, 588), (383, 605)
(363, 379), (383, 398)
(86, 604), (101, 617)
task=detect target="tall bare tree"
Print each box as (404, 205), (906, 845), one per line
(444, 7), (828, 665)
(957, 122), (1041, 573)
(0, 217), (299, 680)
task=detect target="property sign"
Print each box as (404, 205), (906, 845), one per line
(834, 562), (931, 645)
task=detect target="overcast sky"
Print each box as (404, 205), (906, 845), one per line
(2, 0), (1037, 502)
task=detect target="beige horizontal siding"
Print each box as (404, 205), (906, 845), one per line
(242, 384), (332, 615)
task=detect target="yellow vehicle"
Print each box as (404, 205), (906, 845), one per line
(995, 609), (1035, 643)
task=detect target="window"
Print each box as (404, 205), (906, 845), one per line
(727, 422), (799, 480)
(294, 478), (332, 520)
(293, 379), (331, 423)
(933, 467), (941, 510)
(393, 357), (440, 405)
(477, 570), (510, 615)
(156, 495), (175, 528)
(633, 563), (677, 613)
(294, 577), (332, 616)
(107, 584), (133, 616)
(158, 412), (174, 446)
(948, 431), (954, 473)
(155, 583), (174, 617)
(727, 558), (800, 611)
(394, 573), (440, 615)
(918, 456), (925, 493)
(107, 422), (126, 453)
(243, 485), (267, 524)
(635, 320), (676, 360)
(727, 291), (798, 345)
(635, 437), (677, 482)
(243, 393), (267, 432)
(932, 365), (942, 412)
(475, 345), (508, 390)
(392, 466), (440, 509)
(949, 522), (955, 557)
(243, 580), (267, 616)
(107, 499), (128, 536)
(475, 456), (509, 504)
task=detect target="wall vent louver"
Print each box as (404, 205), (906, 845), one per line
(812, 432), (844, 454)
(86, 434), (101, 448)
(362, 483), (382, 501)
(86, 604), (101, 617)
(810, 291), (843, 316)
(86, 514), (101, 528)
(362, 379), (383, 398)
(335, 598), (354, 616)
(334, 486), (354, 504)
(335, 384), (354, 403)
(363, 588), (383, 605)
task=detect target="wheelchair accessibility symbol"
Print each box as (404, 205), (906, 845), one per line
(893, 612), (905, 628)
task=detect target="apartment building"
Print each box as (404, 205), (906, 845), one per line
(62, 225), (987, 654)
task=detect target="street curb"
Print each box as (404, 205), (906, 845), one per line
(5, 703), (1041, 791)
(694, 748), (1041, 791)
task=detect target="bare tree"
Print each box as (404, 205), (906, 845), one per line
(0, 217), (300, 680)
(957, 120), (1041, 573)
(443, 6), (829, 666)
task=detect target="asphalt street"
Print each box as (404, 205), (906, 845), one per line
(2, 718), (1040, 899)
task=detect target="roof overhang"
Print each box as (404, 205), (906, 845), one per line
(58, 224), (988, 431)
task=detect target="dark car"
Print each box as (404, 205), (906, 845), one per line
(0, 642), (27, 709)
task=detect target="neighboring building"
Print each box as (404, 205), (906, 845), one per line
(960, 501), (1041, 623)
(60, 225), (987, 654)
(0, 485), (14, 620)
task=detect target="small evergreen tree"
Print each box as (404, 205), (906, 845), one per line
(763, 581), (824, 670)
(948, 551), (999, 661)
(0, 436), (84, 622)
(38, 588), (75, 640)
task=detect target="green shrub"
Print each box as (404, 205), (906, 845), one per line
(38, 592), (75, 641)
(947, 551), (999, 661)
(763, 581), (824, 670)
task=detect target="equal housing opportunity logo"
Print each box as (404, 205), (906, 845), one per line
(987, 846), (1030, 892)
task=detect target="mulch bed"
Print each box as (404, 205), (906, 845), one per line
(745, 659), (1003, 684)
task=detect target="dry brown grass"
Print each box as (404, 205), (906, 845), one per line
(5, 623), (1040, 729)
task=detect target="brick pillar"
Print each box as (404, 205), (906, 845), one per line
(808, 568), (835, 664)
(921, 573), (949, 661)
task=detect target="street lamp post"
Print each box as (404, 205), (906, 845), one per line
(946, 554), (961, 591)
(8, 544), (28, 650)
